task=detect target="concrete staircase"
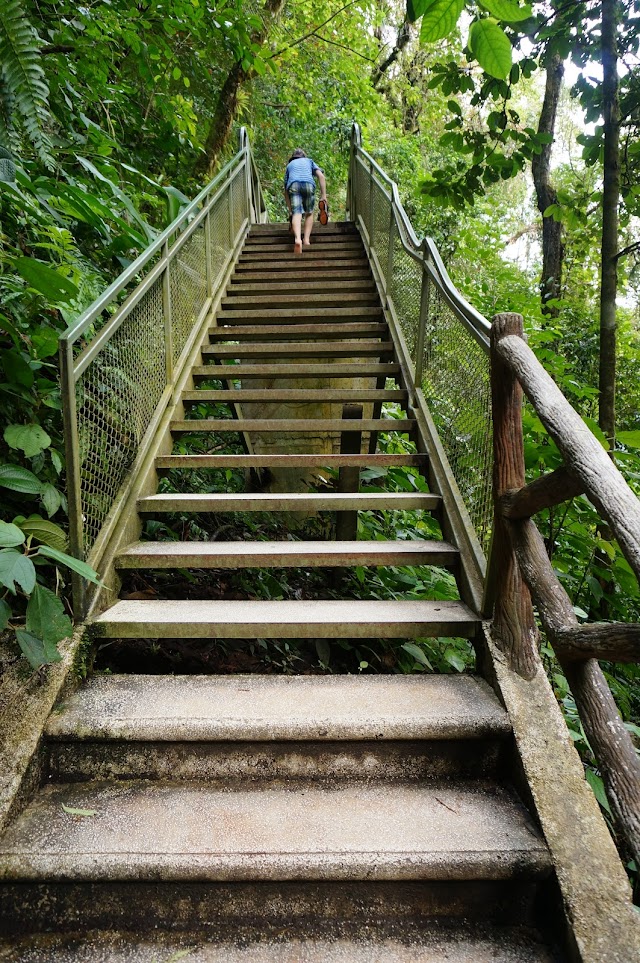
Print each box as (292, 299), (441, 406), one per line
(0, 224), (562, 959)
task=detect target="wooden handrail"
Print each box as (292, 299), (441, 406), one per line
(490, 311), (640, 871)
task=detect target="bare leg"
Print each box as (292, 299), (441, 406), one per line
(291, 212), (302, 254)
(303, 212), (313, 246)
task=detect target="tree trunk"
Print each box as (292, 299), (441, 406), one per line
(531, 49), (564, 317)
(195, 0), (285, 177)
(599, 0), (621, 448)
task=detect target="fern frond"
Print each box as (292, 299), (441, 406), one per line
(0, 0), (54, 167)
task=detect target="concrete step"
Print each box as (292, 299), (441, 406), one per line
(137, 492), (439, 512)
(217, 306), (384, 321)
(201, 341), (393, 358)
(249, 223), (358, 236)
(92, 599), (479, 639)
(44, 675), (509, 783)
(243, 242), (364, 254)
(231, 269), (373, 281)
(180, 389), (408, 403)
(46, 675), (509, 744)
(155, 453), (425, 469)
(207, 323), (388, 341)
(220, 294), (378, 309)
(0, 779), (550, 883)
(169, 418), (415, 433)
(238, 253), (368, 265)
(235, 259), (369, 271)
(115, 539), (459, 570)
(0, 924), (558, 962)
(225, 280), (376, 293)
(0, 882), (547, 943)
(192, 363), (400, 378)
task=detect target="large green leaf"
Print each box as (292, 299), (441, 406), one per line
(4, 423), (51, 457)
(36, 545), (103, 585)
(31, 326), (59, 359)
(15, 628), (62, 668)
(15, 257), (79, 303)
(0, 598), (11, 631)
(469, 18), (512, 79)
(419, 0), (465, 42)
(17, 516), (68, 552)
(41, 483), (62, 518)
(26, 583), (72, 645)
(617, 430), (640, 449)
(478, 0), (532, 21)
(0, 549), (36, 593)
(0, 521), (26, 548)
(401, 642), (433, 669)
(0, 464), (43, 494)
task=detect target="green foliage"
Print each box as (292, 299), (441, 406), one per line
(0, 0), (53, 165)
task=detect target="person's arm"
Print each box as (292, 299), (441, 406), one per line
(315, 168), (327, 200)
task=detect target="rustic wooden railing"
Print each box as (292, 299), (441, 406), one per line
(488, 311), (640, 868)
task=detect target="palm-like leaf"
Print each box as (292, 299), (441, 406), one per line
(0, 0), (54, 167)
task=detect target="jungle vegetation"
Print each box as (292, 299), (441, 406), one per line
(0, 0), (639, 871)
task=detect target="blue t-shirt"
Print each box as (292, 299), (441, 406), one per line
(284, 157), (320, 189)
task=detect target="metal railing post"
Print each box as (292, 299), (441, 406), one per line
(228, 178), (236, 247)
(162, 241), (174, 383)
(385, 204), (395, 298)
(204, 209), (213, 299)
(414, 252), (430, 390)
(368, 157), (374, 249)
(59, 339), (86, 617)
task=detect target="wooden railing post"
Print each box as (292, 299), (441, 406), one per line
(490, 313), (539, 679)
(336, 404), (363, 541)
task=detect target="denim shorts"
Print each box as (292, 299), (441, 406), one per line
(287, 181), (315, 215)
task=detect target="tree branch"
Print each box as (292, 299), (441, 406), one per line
(267, 0), (361, 60)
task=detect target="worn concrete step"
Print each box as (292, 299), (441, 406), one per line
(238, 253), (368, 264)
(44, 675), (507, 783)
(47, 739), (506, 785)
(0, 779), (550, 883)
(235, 260), (369, 272)
(202, 341), (393, 358)
(0, 883), (548, 944)
(208, 323), (388, 341)
(181, 389), (407, 404)
(115, 539), (458, 570)
(137, 492), (439, 512)
(243, 242), (364, 254)
(46, 675), (509, 744)
(169, 418), (415, 433)
(226, 280), (376, 293)
(217, 306), (383, 321)
(231, 269), (373, 281)
(192, 363), (400, 378)
(221, 293), (376, 308)
(92, 599), (479, 639)
(155, 453), (425, 469)
(0, 924), (559, 963)
(249, 223), (358, 236)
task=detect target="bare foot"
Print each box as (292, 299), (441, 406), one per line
(294, 240), (302, 255)
(303, 240), (311, 247)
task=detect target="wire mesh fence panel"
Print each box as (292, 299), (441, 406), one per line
(421, 289), (493, 552)
(209, 192), (231, 291)
(355, 158), (371, 240)
(76, 276), (166, 548)
(170, 225), (208, 367)
(60, 140), (265, 584)
(371, 177), (390, 284)
(389, 242), (422, 359)
(231, 168), (246, 240)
